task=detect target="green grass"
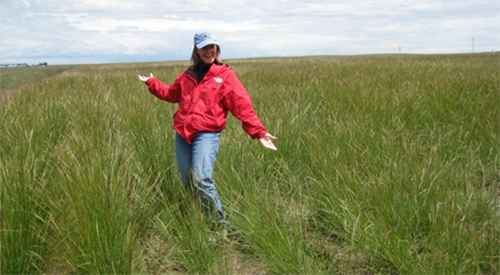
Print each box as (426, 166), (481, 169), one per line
(1, 54), (499, 274)
(0, 65), (75, 91)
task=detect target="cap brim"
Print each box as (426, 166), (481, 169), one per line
(196, 39), (218, 49)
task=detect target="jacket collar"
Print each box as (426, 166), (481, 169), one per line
(186, 63), (226, 81)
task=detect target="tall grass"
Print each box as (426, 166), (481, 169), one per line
(1, 54), (498, 274)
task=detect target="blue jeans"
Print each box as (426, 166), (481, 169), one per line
(175, 131), (225, 227)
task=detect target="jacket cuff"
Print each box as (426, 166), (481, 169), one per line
(145, 77), (156, 85)
(256, 130), (268, 139)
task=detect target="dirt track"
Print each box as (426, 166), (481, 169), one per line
(0, 67), (75, 102)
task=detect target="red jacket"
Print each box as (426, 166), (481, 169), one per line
(146, 64), (267, 144)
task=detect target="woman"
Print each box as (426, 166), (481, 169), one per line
(138, 30), (277, 228)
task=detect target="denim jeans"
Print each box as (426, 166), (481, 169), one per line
(175, 131), (225, 227)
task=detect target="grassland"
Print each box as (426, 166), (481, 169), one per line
(0, 65), (75, 92)
(1, 54), (499, 274)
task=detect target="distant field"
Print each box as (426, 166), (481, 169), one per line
(1, 54), (499, 274)
(0, 65), (75, 91)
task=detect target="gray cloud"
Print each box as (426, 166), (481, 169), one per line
(1, 0), (498, 64)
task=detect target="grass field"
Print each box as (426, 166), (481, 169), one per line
(0, 65), (75, 92)
(1, 54), (499, 274)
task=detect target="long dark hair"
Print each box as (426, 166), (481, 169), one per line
(190, 45), (224, 67)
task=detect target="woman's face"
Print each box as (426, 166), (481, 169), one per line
(197, 44), (217, 65)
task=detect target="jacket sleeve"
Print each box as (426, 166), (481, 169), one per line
(221, 71), (267, 139)
(145, 76), (181, 103)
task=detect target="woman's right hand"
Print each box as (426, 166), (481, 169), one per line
(138, 73), (153, 82)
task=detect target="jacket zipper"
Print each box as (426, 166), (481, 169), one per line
(186, 73), (198, 108)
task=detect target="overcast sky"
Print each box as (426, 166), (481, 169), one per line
(1, 0), (499, 65)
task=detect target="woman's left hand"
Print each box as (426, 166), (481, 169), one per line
(259, 133), (278, 151)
